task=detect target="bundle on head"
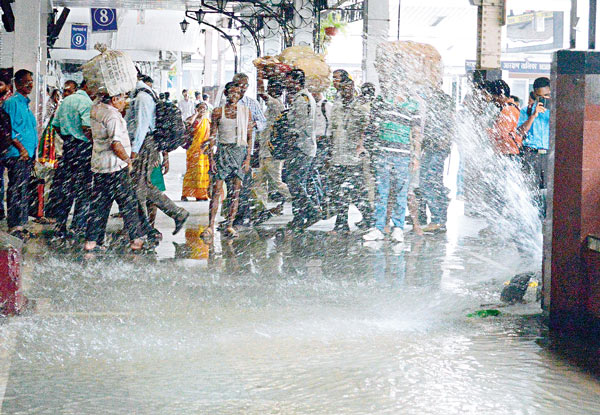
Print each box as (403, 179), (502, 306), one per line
(278, 46), (331, 95)
(375, 40), (442, 95)
(81, 43), (138, 97)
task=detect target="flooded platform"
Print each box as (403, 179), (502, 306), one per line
(0, 150), (598, 414)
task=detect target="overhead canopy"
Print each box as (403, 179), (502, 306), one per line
(49, 8), (208, 61)
(55, 0), (202, 10)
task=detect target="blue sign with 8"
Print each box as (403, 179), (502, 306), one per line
(91, 8), (118, 32)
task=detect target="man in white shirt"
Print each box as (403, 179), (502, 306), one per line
(84, 93), (144, 253)
(254, 79), (291, 211)
(230, 73), (267, 228)
(178, 89), (195, 121)
(285, 69), (320, 232)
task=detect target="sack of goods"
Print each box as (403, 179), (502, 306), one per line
(253, 46), (331, 95)
(81, 43), (138, 96)
(375, 40), (443, 89)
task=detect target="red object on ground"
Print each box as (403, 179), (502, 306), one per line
(0, 232), (26, 315)
(36, 183), (44, 218)
(324, 26), (338, 36)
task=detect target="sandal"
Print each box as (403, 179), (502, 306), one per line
(84, 245), (107, 254)
(22, 229), (38, 239)
(224, 226), (239, 239)
(130, 240), (144, 252)
(9, 229), (28, 241)
(200, 227), (214, 239)
(33, 217), (56, 225)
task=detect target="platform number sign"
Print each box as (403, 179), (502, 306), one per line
(91, 8), (118, 32)
(70, 24), (88, 50)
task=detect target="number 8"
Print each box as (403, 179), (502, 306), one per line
(99, 9), (110, 24)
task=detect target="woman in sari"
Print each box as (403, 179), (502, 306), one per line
(182, 102), (211, 201)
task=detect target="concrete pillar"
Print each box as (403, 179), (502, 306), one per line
(176, 51), (183, 97)
(13, 0), (48, 127)
(239, 27), (257, 97)
(293, 0), (314, 47)
(474, 0), (505, 70)
(216, 35), (225, 87)
(160, 69), (168, 94)
(545, 49), (600, 338)
(204, 30), (213, 88)
(362, 0), (390, 86)
(263, 18), (282, 56)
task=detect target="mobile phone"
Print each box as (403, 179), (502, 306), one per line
(536, 97), (550, 111)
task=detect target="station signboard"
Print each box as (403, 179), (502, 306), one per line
(465, 60), (551, 74)
(70, 24), (88, 50)
(91, 8), (118, 32)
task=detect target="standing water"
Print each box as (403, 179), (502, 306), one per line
(0, 66), (597, 414)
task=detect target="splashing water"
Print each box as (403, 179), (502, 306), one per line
(456, 92), (543, 261)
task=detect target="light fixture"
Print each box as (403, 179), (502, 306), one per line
(195, 10), (205, 24)
(216, 0), (228, 11)
(180, 18), (189, 33)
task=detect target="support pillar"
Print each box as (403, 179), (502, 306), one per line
(216, 35), (225, 87)
(545, 50), (600, 338)
(13, 0), (48, 129)
(362, 0), (390, 86)
(263, 18), (282, 56)
(204, 30), (214, 88)
(239, 27), (257, 96)
(293, 0), (314, 47)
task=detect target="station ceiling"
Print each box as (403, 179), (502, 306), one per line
(55, 1), (204, 10)
(53, 0), (289, 10)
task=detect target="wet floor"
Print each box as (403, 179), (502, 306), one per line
(0, 150), (599, 414)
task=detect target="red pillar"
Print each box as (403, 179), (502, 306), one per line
(545, 50), (600, 337)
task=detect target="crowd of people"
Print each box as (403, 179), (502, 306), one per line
(0, 64), (551, 253)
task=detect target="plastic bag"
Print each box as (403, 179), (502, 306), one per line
(82, 44), (138, 97)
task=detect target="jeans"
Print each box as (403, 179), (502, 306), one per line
(2, 158), (32, 229)
(373, 151), (411, 232)
(329, 164), (373, 229)
(420, 149), (450, 224)
(86, 169), (144, 245)
(50, 136), (93, 233)
(520, 147), (548, 216)
(286, 151), (319, 229)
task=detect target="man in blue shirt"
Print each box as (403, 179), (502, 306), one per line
(48, 80), (93, 238)
(0, 69), (13, 221)
(1, 69), (36, 238)
(517, 77), (551, 216)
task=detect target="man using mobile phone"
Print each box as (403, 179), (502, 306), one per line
(517, 77), (551, 217)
